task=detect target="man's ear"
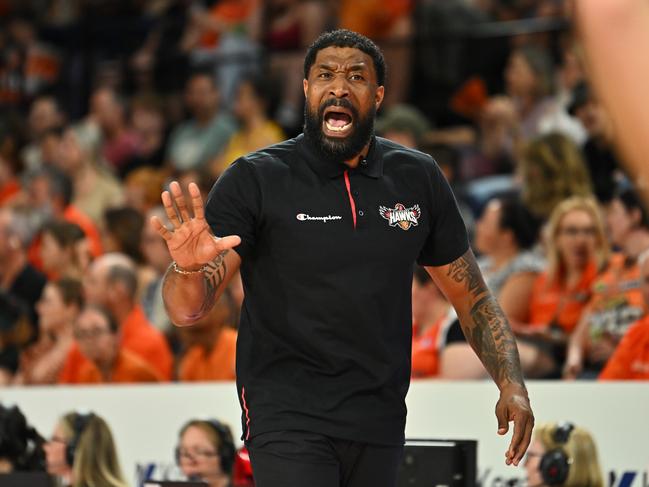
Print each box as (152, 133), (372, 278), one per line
(375, 85), (385, 111)
(303, 79), (309, 99)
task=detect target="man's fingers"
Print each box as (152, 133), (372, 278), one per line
(495, 402), (509, 435)
(170, 181), (192, 222)
(512, 419), (534, 466)
(214, 234), (242, 250)
(506, 413), (525, 465)
(161, 191), (182, 229)
(151, 216), (173, 241)
(189, 182), (205, 220)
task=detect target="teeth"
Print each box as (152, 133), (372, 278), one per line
(325, 121), (352, 132)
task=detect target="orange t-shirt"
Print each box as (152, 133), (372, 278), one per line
(527, 261), (598, 334)
(179, 327), (237, 381)
(0, 179), (20, 205)
(339, 0), (413, 40)
(77, 349), (162, 384)
(584, 253), (646, 343)
(59, 305), (173, 383)
(599, 315), (649, 380)
(199, 0), (258, 48)
(411, 311), (456, 378)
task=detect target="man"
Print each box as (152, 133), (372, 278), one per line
(166, 71), (237, 172)
(59, 253), (173, 382)
(155, 30), (533, 487)
(73, 304), (161, 383)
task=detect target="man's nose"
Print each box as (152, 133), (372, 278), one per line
(329, 76), (350, 98)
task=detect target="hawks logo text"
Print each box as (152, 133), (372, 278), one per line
(379, 203), (421, 230)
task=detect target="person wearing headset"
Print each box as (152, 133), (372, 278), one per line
(524, 422), (604, 487)
(176, 419), (236, 487)
(43, 411), (129, 487)
(0, 403), (46, 473)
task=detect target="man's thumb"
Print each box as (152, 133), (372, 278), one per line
(496, 406), (509, 435)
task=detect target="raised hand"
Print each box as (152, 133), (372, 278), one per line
(152, 181), (240, 270)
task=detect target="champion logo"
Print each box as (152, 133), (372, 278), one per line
(296, 213), (343, 223)
(379, 203), (421, 230)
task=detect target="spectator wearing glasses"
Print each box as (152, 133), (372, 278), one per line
(176, 418), (236, 487)
(73, 305), (162, 384)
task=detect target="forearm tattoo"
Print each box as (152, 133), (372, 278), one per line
(450, 249), (525, 387)
(446, 252), (484, 298)
(467, 295), (525, 387)
(200, 250), (229, 313)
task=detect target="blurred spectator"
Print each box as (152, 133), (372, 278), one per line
(73, 304), (162, 383)
(40, 220), (89, 280)
(180, 0), (261, 107)
(54, 126), (125, 226)
(262, 0), (331, 130)
(44, 411), (129, 487)
(232, 446), (254, 487)
(0, 207), (46, 330)
(175, 418), (236, 487)
(14, 278), (82, 385)
(166, 71), (237, 172)
(90, 87), (141, 173)
(101, 206), (156, 299)
(124, 166), (171, 216)
(141, 206), (173, 335)
(0, 140), (21, 206)
(568, 81), (624, 203)
(0, 403), (46, 473)
(525, 422), (603, 487)
(0, 292), (34, 385)
(23, 165), (103, 261)
(121, 94), (168, 177)
(211, 73), (284, 176)
(516, 197), (609, 378)
(599, 249), (649, 380)
(565, 187), (649, 378)
(411, 266), (484, 379)
(475, 195), (544, 323)
(376, 104), (431, 150)
(21, 95), (65, 171)
(338, 0), (413, 107)
(178, 290), (237, 381)
(59, 253), (173, 382)
(519, 132), (593, 220)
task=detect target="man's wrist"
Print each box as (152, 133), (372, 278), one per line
(171, 261), (207, 275)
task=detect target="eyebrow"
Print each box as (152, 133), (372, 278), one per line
(315, 63), (369, 71)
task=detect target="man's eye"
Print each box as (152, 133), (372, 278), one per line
(350, 74), (364, 81)
(318, 72), (332, 79)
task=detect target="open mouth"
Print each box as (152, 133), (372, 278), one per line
(323, 106), (353, 137)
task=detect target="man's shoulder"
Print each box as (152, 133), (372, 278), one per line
(376, 137), (439, 170)
(236, 137), (300, 169)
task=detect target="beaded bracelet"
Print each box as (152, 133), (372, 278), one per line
(171, 261), (208, 275)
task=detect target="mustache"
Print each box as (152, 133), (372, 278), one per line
(318, 98), (358, 119)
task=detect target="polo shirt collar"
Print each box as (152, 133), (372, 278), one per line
(297, 133), (383, 179)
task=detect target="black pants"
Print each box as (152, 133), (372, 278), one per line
(246, 430), (404, 487)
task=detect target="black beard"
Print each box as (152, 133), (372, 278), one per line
(303, 98), (375, 162)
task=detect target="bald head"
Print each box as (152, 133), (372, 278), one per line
(84, 253), (138, 308)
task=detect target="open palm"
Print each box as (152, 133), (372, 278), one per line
(152, 181), (240, 270)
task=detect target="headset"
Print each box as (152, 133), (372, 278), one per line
(539, 422), (575, 486)
(175, 418), (236, 474)
(65, 412), (95, 467)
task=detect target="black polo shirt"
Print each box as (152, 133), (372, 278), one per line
(205, 134), (469, 446)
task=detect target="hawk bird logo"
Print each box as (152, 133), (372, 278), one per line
(379, 203), (421, 231)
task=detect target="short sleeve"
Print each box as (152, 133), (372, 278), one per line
(205, 158), (262, 260)
(417, 161), (469, 266)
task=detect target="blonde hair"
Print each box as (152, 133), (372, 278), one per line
(544, 196), (609, 284)
(60, 412), (129, 487)
(521, 132), (593, 219)
(535, 422), (604, 487)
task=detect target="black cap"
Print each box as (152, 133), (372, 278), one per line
(567, 81), (591, 116)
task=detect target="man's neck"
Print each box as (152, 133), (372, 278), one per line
(623, 228), (649, 261)
(343, 141), (371, 169)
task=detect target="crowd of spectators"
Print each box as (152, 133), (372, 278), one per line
(0, 0), (648, 387)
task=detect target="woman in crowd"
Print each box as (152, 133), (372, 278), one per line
(176, 418), (236, 487)
(474, 194), (544, 324)
(516, 197), (609, 378)
(525, 422), (604, 487)
(44, 411), (129, 487)
(40, 220), (90, 281)
(14, 278), (83, 385)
